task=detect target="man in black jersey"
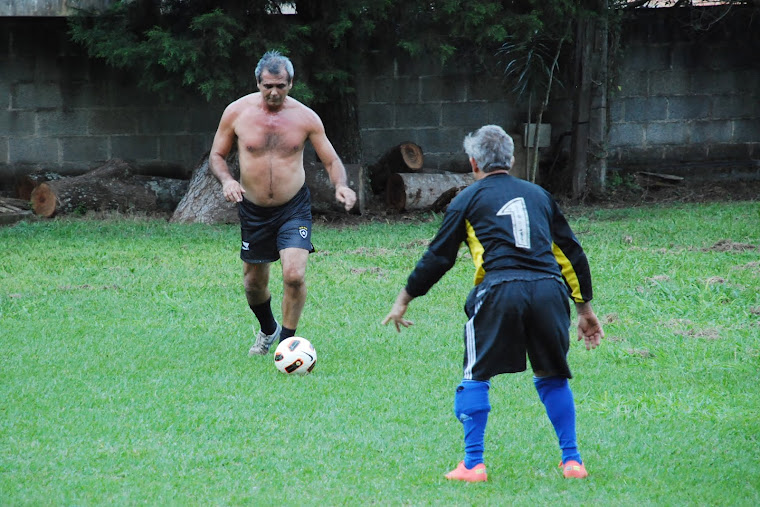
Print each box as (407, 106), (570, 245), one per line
(382, 125), (604, 482)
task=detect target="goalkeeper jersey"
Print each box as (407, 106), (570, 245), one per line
(405, 173), (593, 303)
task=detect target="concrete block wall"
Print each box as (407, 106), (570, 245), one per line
(607, 10), (760, 173)
(2, 9), (759, 195)
(356, 55), (521, 172)
(0, 17), (220, 192)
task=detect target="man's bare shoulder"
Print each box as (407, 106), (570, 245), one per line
(226, 93), (261, 112)
(284, 98), (323, 128)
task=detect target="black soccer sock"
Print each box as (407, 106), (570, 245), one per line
(249, 297), (277, 336)
(280, 326), (296, 342)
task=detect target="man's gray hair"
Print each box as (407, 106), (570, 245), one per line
(463, 125), (514, 172)
(255, 50), (295, 83)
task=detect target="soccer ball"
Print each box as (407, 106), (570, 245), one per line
(274, 337), (317, 375)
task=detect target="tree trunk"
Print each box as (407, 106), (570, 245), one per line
(30, 159), (188, 218)
(386, 172), (474, 212)
(570, 10), (608, 199)
(170, 152), (240, 224)
(369, 142), (424, 195)
(312, 93), (364, 165)
(304, 162), (368, 215)
(170, 155), (368, 224)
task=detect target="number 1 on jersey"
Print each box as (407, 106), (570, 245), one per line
(496, 197), (531, 248)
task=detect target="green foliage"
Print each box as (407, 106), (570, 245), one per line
(1, 202), (759, 503)
(67, 0), (597, 104)
(69, 1), (274, 102)
(496, 0), (584, 101)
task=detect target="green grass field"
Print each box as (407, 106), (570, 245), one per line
(1, 201), (759, 505)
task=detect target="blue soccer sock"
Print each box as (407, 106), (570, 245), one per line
(533, 376), (581, 464)
(454, 380), (491, 469)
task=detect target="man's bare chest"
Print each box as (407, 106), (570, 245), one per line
(236, 116), (306, 156)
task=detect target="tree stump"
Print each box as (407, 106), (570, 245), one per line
(369, 142), (424, 195)
(304, 161), (367, 215)
(386, 172), (474, 212)
(30, 160), (188, 218)
(170, 152), (240, 224)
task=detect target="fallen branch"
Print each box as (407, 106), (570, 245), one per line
(31, 160), (188, 218)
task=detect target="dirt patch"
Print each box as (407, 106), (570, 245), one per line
(349, 267), (384, 277)
(734, 261), (760, 271)
(674, 328), (722, 340)
(584, 178), (760, 209)
(703, 240), (758, 253)
(626, 348), (654, 358)
(348, 247), (393, 256)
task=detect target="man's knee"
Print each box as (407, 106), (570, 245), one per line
(244, 263), (270, 292)
(282, 269), (305, 290)
(280, 250), (307, 289)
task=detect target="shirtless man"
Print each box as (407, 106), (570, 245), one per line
(210, 50), (356, 356)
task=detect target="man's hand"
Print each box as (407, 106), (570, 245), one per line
(335, 184), (357, 212)
(381, 289), (414, 332)
(575, 302), (604, 351)
(222, 180), (245, 203)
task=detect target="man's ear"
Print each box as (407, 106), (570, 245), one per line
(469, 157), (479, 174)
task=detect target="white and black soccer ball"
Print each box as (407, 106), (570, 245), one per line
(273, 337), (317, 375)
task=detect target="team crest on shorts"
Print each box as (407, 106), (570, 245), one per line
(299, 226), (308, 239)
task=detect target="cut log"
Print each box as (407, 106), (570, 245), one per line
(30, 159), (188, 218)
(0, 197), (35, 226)
(0, 196), (31, 213)
(171, 152), (240, 224)
(304, 161), (367, 215)
(369, 142), (424, 195)
(16, 171), (64, 200)
(635, 171), (685, 188)
(386, 172), (475, 212)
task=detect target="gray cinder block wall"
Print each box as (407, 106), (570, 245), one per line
(355, 54), (524, 173)
(607, 10), (760, 176)
(1, 9), (759, 195)
(0, 17), (221, 193)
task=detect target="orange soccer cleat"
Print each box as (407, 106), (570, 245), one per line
(559, 460), (588, 479)
(444, 461), (488, 482)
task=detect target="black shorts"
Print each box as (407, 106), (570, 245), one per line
(462, 275), (572, 381)
(237, 185), (315, 264)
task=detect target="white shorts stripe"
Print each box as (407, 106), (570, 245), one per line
(463, 299), (483, 380)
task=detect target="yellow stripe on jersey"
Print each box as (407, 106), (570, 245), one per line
(465, 219), (486, 285)
(552, 241), (584, 302)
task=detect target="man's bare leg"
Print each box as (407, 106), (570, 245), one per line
(245, 262), (280, 355)
(279, 247), (308, 339)
(244, 261), (272, 308)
